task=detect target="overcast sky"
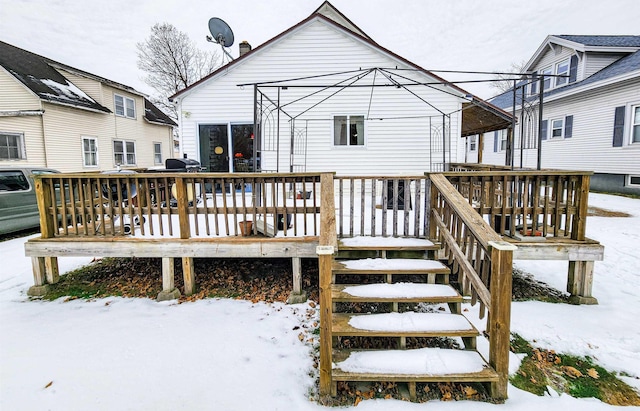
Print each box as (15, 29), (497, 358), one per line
(1, 0), (637, 100)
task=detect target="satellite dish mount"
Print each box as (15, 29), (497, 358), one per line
(207, 17), (235, 63)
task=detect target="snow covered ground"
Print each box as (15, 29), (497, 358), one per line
(1, 192), (639, 410)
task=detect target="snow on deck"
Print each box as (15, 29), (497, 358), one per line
(348, 312), (473, 332)
(342, 283), (458, 298)
(339, 236), (434, 247)
(335, 347), (486, 375)
(339, 258), (446, 271)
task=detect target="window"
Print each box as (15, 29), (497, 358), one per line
(113, 140), (136, 165)
(0, 170), (30, 191)
(628, 175), (640, 186)
(114, 94), (135, 119)
(550, 118), (564, 139)
(541, 67), (553, 91)
(632, 105), (640, 144)
(82, 137), (98, 167)
(334, 115), (364, 146)
(555, 59), (570, 87)
(0, 132), (25, 160)
(153, 142), (162, 164)
(469, 135), (477, 151)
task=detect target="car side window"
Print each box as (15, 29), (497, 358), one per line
(0, 171), (30, 192)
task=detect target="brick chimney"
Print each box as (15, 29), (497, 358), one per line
(239, 41), (252, 57)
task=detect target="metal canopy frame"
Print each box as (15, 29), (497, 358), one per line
(240, 67), (494, 173)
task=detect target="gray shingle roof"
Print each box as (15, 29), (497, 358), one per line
(490, 49), (640, 109)
(554, 35), (640, 48)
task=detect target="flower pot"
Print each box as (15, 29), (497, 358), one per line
(238, 221), (253, 236)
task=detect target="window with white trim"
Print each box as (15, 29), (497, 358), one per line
(113, 140), (136, 166)
(632, 105), (640, 144)
(333, 115), (364, 146)
(628, 175), (640, 186)
(499, 130), (508, 151)
(555, 59), (569, 87)
(550, 118), (564, 139)
(82, 137), (98, 167)
(0, 132), (25, 160)
(153, 142), (162, 165)
(469, 135), (477, 151)
(114, 94), (136, 119)
(541, 67), (553, 91)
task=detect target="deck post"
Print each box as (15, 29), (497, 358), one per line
(567, 261), (598, 305)
(488, 240), (516, 400)
(287, 257), (307, 304)
(318, 172), (336, 397)
(27, 257), (49, 296)
(175, 177), (191, 239)
(158, 257), (181, 301)
(182, 257), (196, 296)
(45, 257), (59, 284)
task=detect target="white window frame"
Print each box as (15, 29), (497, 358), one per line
(628, 175), (640, 187)
(82, 136), (99, 167)
(631, 104), (640, 145)
(114, 94), (136, 119)
(555, 59), (570, 87)
(469, 135), (477, 152)
(153, 142), (162, 165)
(550, 118), (565, 139)
(332, 115), (366, 147)
(540, 67), (553, 91)
(499, 130), (508, 151)
(0, 132), (26, 160)
(113, 139), (136, 166)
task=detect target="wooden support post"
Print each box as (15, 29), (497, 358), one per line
(488, 241), (516, 401)
(35, 177), (55, 239)
(27, 257), (49, 296)
(567, 261), (598, 305)
(45, 257), (59, 284)
(158, 257), (180, 301)
(175, 177), (191, 239)
(287, 257), (307, 304)
(318, 172), (336, 397)
(182, 257), (196, 296)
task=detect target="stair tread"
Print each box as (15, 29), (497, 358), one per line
(332, 312), (478, 337)
(333, 258), (449, 274)
(332, 347), (498, 382)
(332, 283), (462, 303)
(339, 236), (438, 251)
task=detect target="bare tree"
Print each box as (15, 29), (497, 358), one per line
(137, 23), (219, 119)
(489, 60), (528, 94)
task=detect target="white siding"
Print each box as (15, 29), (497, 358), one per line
(532, 45), (582, 82)
(484, 79), (640, 175)
(584, 53), (626, 78)
(0, 67), (41, 110)
(178, 19), (464, 175)
(56, 69), (105, 105)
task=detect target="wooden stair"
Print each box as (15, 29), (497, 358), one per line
(327, 237), (498, 400)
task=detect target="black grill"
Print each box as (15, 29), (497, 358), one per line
(164, 158), (202, 172)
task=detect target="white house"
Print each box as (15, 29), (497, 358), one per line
(170, 2), (511, 176)
(475, 35), (640, 195)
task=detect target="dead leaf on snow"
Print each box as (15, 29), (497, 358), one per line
(587, 368), (600, 379)
(44, 381), (53, 389)
(354, 396), (362, 406)
(464, 386), (478, 397)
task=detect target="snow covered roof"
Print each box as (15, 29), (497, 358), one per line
(0, 40), (110, 113)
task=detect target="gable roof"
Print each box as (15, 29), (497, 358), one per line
(0, 40), (175, 127)
(0, 40), (111, 113)
(490, 49), (640, 110)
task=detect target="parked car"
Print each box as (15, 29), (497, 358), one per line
(0, 167), (60, 235)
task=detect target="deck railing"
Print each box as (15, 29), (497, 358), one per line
(442, 169), (591, 240)
(429, 173), (515, 398)
(333, 176), (430, 238)
(35, 172), (322, 239)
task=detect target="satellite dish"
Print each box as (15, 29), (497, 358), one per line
(208, 17), (234, 47)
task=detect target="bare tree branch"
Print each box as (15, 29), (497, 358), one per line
(490, 60), (528, 94)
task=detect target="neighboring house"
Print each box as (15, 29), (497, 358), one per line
(170, 1), (511, 175)
(476, 35), (640, 195)
(0, 40), (176, 173)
